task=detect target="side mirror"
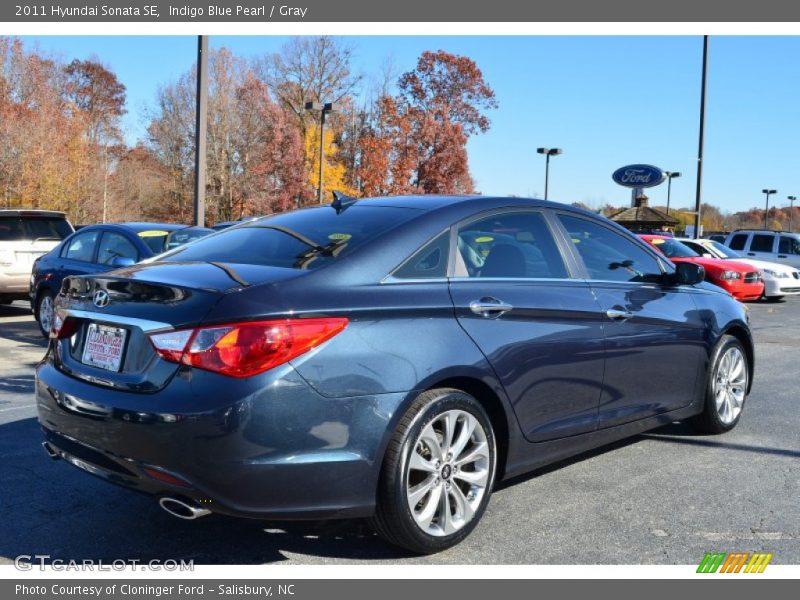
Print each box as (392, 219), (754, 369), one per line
(110, 256), (135, 268)
(673, 262), (705, 286)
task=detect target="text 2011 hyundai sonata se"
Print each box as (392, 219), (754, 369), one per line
(36, 195), (754, 553)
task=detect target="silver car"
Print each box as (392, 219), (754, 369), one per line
(0, 209), (74, 305)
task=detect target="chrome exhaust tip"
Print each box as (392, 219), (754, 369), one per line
(158, 497), (211, 520)
(42, 441), (60, 460)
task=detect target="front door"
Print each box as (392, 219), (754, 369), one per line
(447, 210), (606, 442)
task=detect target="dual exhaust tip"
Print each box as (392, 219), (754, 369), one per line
(42, 441), (211, 520)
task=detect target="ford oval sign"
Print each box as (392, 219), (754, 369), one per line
(612, 164), (665, 188)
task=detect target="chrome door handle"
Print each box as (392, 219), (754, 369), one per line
(469, 298), (513, 318)
(606, 308), (633, 320)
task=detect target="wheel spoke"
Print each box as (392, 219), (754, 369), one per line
(450, 483), (476, 524)
(407, 475), (437, 507)
(450, 415), (476, 462)
(415, 482), (443, 530)
(440, 412), (456, 457)
(455, 440), (489, 467)
(439, 488), (457, 535)
(453, 467), (488, 486)
(409, 450), (437, 474)
(419, 423), (444, 462)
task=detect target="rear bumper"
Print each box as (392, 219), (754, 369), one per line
(35, 358), (406, 520)
(0, 270), (30, 294)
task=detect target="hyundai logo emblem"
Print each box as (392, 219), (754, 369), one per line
(93, 290), (110, 308)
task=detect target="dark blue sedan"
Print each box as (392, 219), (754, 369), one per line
(35, 196), (753, 553)
(30, 222), (212, 336)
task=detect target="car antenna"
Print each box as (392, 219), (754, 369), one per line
(331, 191), (358, 214)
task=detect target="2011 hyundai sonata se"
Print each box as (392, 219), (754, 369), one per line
(36, 195), (754, 554)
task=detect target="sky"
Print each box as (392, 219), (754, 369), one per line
(19, 35), (800, 214)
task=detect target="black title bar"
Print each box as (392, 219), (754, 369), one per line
(4, 0), (800, 22)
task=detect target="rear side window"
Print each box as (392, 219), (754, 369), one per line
(160, 206), (422, 270)
(0, 216), (72, 241)
(558, 215), (663, 283)
(778, 236), (800, 255)
(97, 232), (138, 265)
(63, 231), (99, 262)
(750, 234), (775, 253)
(728, 234), (749, 251)
(456, 211), (567, 279)
(393, 231), (449, 279)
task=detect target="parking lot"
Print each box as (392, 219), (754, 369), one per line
(0, 298), (798, 565)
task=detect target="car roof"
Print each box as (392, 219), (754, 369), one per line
(0, 209), (67, 217)
(77, 222), (189, 233)
(355, 194), (560, 211)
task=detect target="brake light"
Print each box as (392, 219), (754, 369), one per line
(149, 318), (348, 378)
(51, 313), (80, 339)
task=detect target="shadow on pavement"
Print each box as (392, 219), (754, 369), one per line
(0, 417), (410, 565)
(642, 423), (800, 459)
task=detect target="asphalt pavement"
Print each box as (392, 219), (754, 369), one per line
(0, 298), (797, 565)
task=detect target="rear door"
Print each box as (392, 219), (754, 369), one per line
(447, 209), (606, 442)
(555, 214), (706, 429)
(745, 232), (778, 262)
(776, 235), (800, 268)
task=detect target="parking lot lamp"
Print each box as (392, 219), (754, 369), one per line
(664, 171), (681, 216)
(762, 189), (777, 229)
(305, 101), (340, 205)
(788, 196), (797, 232)
(536, 147), (563, 201)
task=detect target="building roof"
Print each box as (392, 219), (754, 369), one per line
(609, 196), (679, 227)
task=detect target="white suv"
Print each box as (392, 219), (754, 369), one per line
(0, 210), (74, 305)
(681, 237), (800, 301)
(724, 230), (800, 269)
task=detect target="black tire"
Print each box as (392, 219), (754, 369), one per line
(0, 295), (12, 305)
(689, 335), (749, 434)
(35, 290), (54, 338)
(766, 295), (784, 303)
(370, 388), (496, 554)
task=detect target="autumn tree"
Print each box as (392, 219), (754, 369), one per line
(357, 50), (496, 196)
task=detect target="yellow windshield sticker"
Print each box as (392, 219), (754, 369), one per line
(652, 238), (665, 244)
(328, 233), (352, 241)
(138, 230), (169, 238)
(475, 236), (494, 243)
(572, 238), (581, 244)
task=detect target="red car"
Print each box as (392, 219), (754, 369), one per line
(640, 235), (764, 301)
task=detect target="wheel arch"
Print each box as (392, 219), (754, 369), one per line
(721, 322), (754, 394)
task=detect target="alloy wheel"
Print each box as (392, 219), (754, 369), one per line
(713, 346), (747, 425)
(405, 409), (491, 537)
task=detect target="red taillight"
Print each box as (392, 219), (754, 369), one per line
(52, 313), (80, 339)
(149, 318), (348, 378)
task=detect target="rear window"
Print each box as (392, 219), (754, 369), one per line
(160, 206), (421, 270)
(137, 230), (171, 254)
(0, 216), (73, 241)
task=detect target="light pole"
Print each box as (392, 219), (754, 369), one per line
(536, 147), (562, 200)
(788, 196), (797, 232)
(762, 189), (777, 229)
(664, 171), (681, 216)
(305, 101), (340, 204)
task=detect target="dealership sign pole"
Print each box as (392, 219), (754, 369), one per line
(193, 35), (208, 227)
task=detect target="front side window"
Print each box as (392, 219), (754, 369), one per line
(558, 215), (663, 283)
(63, 231), (99, 262)
(97, 232), (138, 265)
(729, 234), (749, 251)
(750, 234), (775, 253)
(778, 236), (800, 255)
(456, 211), (567, 279)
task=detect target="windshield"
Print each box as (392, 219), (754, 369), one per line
(159, 206), (422, 270)
(137, 230), (172, 254)
(0, 216), (73, 241)
(708, 240), (742, 259)
(165, 228), (212, 251)
(650, 238), (699, 258)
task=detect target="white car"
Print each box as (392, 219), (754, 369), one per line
(680, 237), (800, 301)
(0, 209), (74, 305)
